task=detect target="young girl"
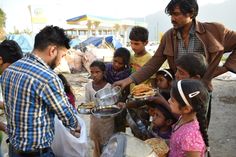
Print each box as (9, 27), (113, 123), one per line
(58, 73), (76, 108)
(105, 47), (131, 84)
(168, 79), (210, 157)
(156, 68), (174, 100)
(147, 69), (175, 119)
(106, 47), (131, 132)
(85, 60), (114, 157)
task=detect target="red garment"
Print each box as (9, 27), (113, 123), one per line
(67, 93), (76, 108)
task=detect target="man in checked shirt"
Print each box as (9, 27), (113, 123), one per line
(1, 26), (80, 157)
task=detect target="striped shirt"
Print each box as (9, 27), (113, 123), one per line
(177, 24), (204, 58)
(1, 53), (78, 151)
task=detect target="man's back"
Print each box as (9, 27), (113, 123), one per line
(1, 53), (75, 151)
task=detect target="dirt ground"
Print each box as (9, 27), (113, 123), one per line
(64, 73), (236, 157)
(1, 73), (235, 157)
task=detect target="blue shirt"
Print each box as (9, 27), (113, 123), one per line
(1, 53), (77, 151)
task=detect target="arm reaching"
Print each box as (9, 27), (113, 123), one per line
(113, 77), (133, 90)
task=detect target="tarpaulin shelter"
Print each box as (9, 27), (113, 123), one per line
(81, 36), (122, 49)
(6, 34), (34, 54)
(69, 38), (81, 48)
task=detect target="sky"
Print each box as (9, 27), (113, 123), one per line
(0, 0), (226, 33)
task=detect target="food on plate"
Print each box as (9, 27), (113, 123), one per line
(131, 84), (155, 98)
(145, 138), (169, 157)
(79, 101), (95, 109)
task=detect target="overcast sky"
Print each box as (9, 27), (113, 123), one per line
(0, 0), (226, 32)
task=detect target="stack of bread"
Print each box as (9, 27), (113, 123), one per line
(131, 84), (155, 99)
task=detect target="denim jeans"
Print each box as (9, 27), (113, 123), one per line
(9, 144), (55, 157)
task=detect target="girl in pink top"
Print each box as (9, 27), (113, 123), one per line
(168, 80), (210, 157)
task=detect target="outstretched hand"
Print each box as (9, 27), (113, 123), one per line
(113, 77), (133, 90)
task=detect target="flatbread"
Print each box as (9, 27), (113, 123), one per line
(145, 138), (169, 157)
(79, 101), (95, 109)
(131, 84), (155, 99)
(132, 89), (155, 99)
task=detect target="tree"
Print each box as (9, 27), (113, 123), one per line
(0, 8), (6, 40)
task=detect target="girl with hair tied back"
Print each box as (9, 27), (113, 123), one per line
(168, 79), (210, 157)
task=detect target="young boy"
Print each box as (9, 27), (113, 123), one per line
(129, 26), (154, 89)
(175, 53), (208, 81)
(147, 100), (177, 140)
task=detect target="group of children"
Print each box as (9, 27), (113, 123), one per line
(58, 26), (210, 157)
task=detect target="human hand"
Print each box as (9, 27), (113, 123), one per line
(147, 96), (156, 102)
(113, 77), (133, 90)
(0, 122), (7, 134)
(117, 102), (126, 109)
(70, 125), (81, 138)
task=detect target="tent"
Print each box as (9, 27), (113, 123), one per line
(6, 34), (34, 54)
(69, 38), (81, 48)
(81, 36), (122, 49)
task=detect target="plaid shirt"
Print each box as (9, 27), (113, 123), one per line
(1, 53), (77, 151)
(177, 24), (204, 58)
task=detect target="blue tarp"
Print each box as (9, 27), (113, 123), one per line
(6, 34), (34, 54)
(69, 38), (81, 48)
(105, 36), (122, 49)
(81, 37), (103, 47)
(81, 36), (122, 49)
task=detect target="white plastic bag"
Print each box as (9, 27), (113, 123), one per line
(51, 115), (88, 157)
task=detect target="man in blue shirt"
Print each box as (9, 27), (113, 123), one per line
(0, 39), (23, 157)
(1, 26), (80, 157)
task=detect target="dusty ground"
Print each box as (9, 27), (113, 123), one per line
(1, 72), (235, 157)
(64, 72), (236, 157)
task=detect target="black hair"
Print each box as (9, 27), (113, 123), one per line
(176, 53), (207, 78)
(90, 60), (106, 72)
(171, 79), (210, 149)
(58, 73), (73, 95)
(147, 101), (177, 123)
(156, 68), (175, 82)
(0, 39), (23, 63)
(34, 25), (70, 51)
(113, 47), (131, 67)
(165, 0), (199, 19)
(129, 26), (149, 42)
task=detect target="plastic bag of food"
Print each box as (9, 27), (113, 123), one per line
(51, 115), (88, 157)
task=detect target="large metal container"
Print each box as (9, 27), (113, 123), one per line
(101, 132), (157, 157)
(94, 86), (121, 107)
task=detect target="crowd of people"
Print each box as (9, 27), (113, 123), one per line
(0, 0), (235, 157)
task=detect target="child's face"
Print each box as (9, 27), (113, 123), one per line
(112, 56), (125, 72)
(152, 108), (167, 128)
(130, 40), (147, 54)
(90, 66), (104, 83)
(168, 97), (182, 115)
(148, 107), (155, 117)
(175, 66), (190, 80)
(156, 75), (170, 89)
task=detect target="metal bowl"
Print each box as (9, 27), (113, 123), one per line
(91, 105), (123, 118)
(101, 132), (157, 157)
(95, 86), (121, 107)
